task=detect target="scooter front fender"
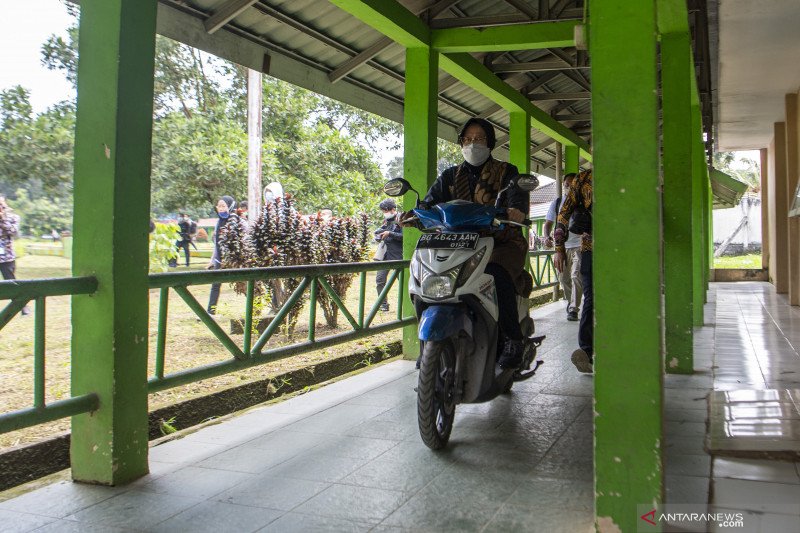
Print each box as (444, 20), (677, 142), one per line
(418, 305), (472, 342)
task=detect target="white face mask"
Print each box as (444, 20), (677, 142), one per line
(383, 211), (396, 220)
(461, 143), (491, 166)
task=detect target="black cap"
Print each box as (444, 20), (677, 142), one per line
(458, 117), (496, 150)
(379, 199), (397, 211)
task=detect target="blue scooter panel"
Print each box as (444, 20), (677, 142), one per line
(418, 305), (473, 341)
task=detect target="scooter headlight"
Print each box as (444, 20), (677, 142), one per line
(420, 265), (460, 299)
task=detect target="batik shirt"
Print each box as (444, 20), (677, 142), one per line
(0, 213), (20, 263)
(554, 170), (593, 253)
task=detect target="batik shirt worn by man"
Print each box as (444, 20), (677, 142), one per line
(0, 212), (20, 263)
(554, 170), (592, 253)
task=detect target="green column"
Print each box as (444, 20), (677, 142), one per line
(691, 106), (705, 326)
(71, 0), (157, 485)
(702, 159), (710, 296)
(401, 46), (438, 359)
(509, 112), (531, 174)
(706, 164), (713, 288)
(509, 112), (531, 251)
(661, 32), (694, 374)
(590, 0), (663, 530)
(564, 145), (580, 174)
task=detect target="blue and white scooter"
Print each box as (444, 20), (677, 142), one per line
(383, 176), (545, 450)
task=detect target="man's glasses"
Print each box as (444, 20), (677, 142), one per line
(461, 136), (487, 144)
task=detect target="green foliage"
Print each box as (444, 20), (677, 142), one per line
(385, 137), (463, 184)
(713, 152), (760, 192)
(0, 89), (75, 200)
(6, 22), (402, 229)
(9, 189), (72, 236)
(159, 416), (177, 436)
(149, 222), (180, 272)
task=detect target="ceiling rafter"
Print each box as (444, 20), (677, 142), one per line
(328, 0), (461, 83)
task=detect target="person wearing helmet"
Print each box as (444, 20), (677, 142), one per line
(374, 198), (403, 312)
(402, 118), (530, 369)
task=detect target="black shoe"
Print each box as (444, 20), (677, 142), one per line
(380, 303), (390, 312)
(567, 310), (579, 321)
(498, 340), (524, 369)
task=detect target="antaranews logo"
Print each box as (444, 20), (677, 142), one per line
(637, 504), (755, 532)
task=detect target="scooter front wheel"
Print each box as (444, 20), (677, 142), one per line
(417, 339), (456, 450)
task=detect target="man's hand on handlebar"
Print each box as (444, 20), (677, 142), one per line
(397, 211), (418, 228)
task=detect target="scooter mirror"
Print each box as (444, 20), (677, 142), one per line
(383, 178), (411, 197)
(515, 174), (539, 192)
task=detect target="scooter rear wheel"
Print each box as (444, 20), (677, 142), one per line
(417, 340), (456, 450)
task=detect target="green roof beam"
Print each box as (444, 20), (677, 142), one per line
(431, 20), (580, 53)
(327, 0), (430, 48)
(439, 53), (592, 158)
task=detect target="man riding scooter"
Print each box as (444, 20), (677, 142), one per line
(400, 118), (531, 369)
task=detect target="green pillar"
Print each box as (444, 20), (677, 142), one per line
(509, 112), (531, 173)
(509, 112), (531, 252)
(706, 164), (713, 287)
(70, 0), (157, 485)
(661, 32), (694, 374)
(401, 46), (438, 359)
(590, 0), (663, 530)
(564, 145), (580, 174)
(702, 159), (710, 296)
(691, 106), (705, 326)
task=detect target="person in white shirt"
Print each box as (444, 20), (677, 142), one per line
(543, 173), (582, 321)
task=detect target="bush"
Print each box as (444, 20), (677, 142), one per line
(149, 222), (179, 272)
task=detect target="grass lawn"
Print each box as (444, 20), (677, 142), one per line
(1, 253), (402, 449)
(713, 253), (762, 269)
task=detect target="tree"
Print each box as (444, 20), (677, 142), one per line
(0, 89), (75, 201)
(384, 138), (463, 185)
(713, 152), (761, 192)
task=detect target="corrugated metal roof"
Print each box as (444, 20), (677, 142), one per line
(159, 0), (591, 175)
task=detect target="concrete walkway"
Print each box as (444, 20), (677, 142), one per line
(1, 283), (798, 531)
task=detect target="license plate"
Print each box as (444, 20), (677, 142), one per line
(416, 233), (479, 250)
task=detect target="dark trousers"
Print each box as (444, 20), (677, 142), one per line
(376, 268), (388, 307)
(170, 240), (191, 267)
(485, 262), (523, 341)
(207, 263), (221, 314)
(0, 260), (16, 281)
(579, 250), (593, 357)
(1, 260), (30, 315)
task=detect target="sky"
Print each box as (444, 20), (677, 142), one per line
(0, 0), (75, 113)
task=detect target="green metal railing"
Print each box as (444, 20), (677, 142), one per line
(529, 250), (559, 289)
(147, 260), (412, 392)
(0, 252), (561, 436)
(0, 277), (100, 434)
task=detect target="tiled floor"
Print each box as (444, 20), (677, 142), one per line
(1, 282), (799, 531)
(708, 283), (800, 531)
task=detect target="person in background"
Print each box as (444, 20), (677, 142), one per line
(207, 196), (239, 315)
(237, 201), (248, 219)
(554, 170), (593, 373)
(0, 196), (29, 316)
(544, 173), (582, 321)
(374, 199), (403, 312)
(170, 213), (197, 268)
